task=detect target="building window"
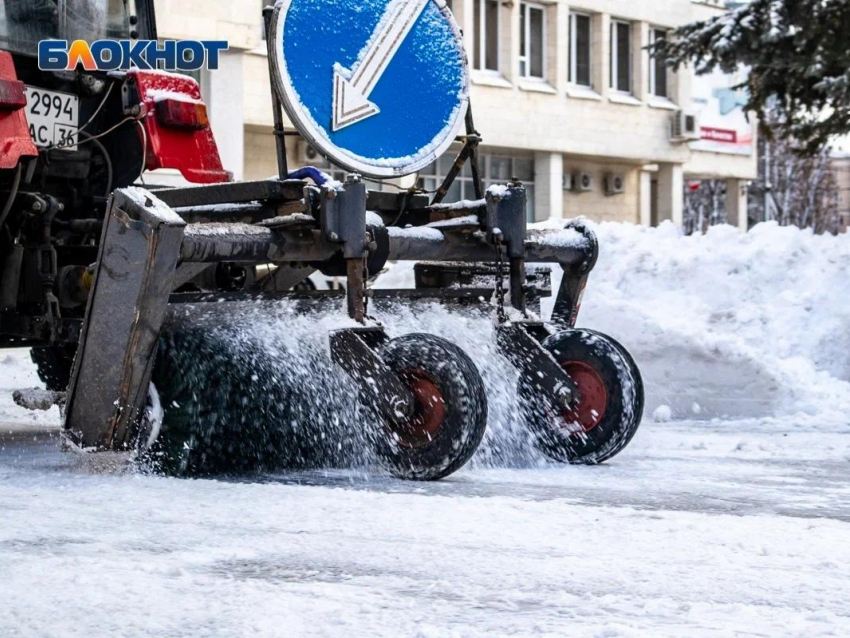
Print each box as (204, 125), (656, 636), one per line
(417, 154), (475, 203)
(569, 12), (592, 87)
(417, 153), (536, 221)
(649, 28), (669, 98)
(474, 0), (500, 73)
(610, 20), (632, 93)
(519, 2), (545, 80)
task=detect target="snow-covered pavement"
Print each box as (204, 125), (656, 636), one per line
(2, 221), (849, 636)
(2, 414), (849, 637)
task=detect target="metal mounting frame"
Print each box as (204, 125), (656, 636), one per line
(319, 176), (370, 322)
(264, 5), (289, 180)
(550, 220), (599, 330)
(329, 326), (415, 424)
(432, 106), (484, 205)
(495, 321), (578, 411)
(58, 172), (598, 452)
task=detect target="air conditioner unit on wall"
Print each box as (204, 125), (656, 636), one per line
(563, 173), (575, 191)
(297, 140), (322, 164)
(604, 174), (626, 196)
(575, 172), (594, 192)
(671, 110), (701, 142)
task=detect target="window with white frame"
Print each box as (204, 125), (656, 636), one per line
(417, 153), (536, 221)
(649, 28), (669, 98)
(610, 19), (632, 93)
(519, 2), (546, 80)
(474, 0), (500, 73)
(569, 12), (592, 87)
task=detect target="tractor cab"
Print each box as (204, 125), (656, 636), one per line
(0, 0), (224, 187)
(0, 0), (151, 60)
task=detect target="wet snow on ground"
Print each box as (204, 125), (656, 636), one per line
(1, 221), (849, 637)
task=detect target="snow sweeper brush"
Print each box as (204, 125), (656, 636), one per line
(4, 0), (643, 480)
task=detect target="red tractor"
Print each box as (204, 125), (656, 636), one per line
(0, 0), (228, 389)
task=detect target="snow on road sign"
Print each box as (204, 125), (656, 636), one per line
(270, 0), (469, 178)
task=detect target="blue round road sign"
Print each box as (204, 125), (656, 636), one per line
(270, 0), (469, 179)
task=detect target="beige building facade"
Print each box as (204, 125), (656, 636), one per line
(154, 0), (757, 229)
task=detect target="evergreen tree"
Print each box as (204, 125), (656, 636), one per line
(655, 0), (850, 154)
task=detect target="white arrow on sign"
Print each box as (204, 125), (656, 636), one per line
(332, 0), (430, 132)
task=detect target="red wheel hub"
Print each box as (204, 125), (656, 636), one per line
(386, 369), (446, 448)
(561, 360), (607, 433)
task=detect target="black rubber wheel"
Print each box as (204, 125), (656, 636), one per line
(518, 329), (644, 464)
(370, 333), (488, 481)
(30, 345), (76, 392)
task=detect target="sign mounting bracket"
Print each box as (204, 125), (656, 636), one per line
(432, 102), (484, 206)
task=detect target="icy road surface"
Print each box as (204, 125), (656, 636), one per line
(2, 415), (849, 637)
(2, 221), (849, 636)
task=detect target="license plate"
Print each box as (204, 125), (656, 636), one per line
(24, 86), (80, 151)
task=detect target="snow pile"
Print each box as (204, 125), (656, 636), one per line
(559, 220), (850, 422)
(486, 184), (511, 198)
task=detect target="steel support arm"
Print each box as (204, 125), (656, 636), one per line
(176, 225), (591, 267)
(64, 189), (186, 450)
(385, 228), (590, 265)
